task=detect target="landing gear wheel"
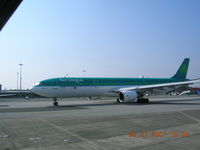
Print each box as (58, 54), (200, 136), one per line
(53, 101), (58, 106)
(53, 98), (58, 106)
(145, 98), (149, 104)
(137, 99), (142, 104)
(137, 98), (149, 104)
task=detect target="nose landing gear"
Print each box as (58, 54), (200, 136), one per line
(53, 98), (58, 106)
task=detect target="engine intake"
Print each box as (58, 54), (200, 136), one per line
(118, 90), (138, 102)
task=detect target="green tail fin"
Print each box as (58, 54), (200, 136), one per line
(171, 58), (190, 80)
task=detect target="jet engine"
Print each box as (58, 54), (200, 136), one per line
(118, 90), (138, 102)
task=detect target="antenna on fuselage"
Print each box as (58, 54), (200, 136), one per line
(83, 70), (86, 77)
(64, 73), (69, 78)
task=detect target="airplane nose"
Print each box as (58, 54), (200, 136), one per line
(31, 86), (37, 94)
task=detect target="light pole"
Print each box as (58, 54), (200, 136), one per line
(19, 64), (23, 90)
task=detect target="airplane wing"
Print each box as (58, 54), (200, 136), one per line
(116, 78), (200, 92)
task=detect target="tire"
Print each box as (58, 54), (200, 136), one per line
(53, 101), (58, 106)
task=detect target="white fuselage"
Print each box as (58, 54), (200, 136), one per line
(31, 84), (176, 98)
(31, 85), (130, 98)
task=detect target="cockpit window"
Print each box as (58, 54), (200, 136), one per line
(35, 83), (40, 86)
(35, 82), (43, 86)
(35, 80), (57, 86)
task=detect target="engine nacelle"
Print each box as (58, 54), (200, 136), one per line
(118, 90), (138, 102)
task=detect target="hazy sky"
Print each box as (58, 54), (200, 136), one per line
(0, 0), (200, 89)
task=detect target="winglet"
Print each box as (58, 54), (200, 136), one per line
(171, 58), (190, 80)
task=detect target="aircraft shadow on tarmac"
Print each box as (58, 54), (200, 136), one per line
(48, 102), (119, 108)
(148, 98), (200, 105)
(49, 97), (200, 108)
(1, 98), (200, 113)
(0, 102), (119, 113)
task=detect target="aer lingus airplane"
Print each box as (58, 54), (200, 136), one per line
(31, 58), (200, 106)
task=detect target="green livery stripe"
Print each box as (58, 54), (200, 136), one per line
(36, 77), (181, 87)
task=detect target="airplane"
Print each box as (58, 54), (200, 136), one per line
(31, 58), (200, 106)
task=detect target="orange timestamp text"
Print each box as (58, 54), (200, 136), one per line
(128, 130), (189, 138)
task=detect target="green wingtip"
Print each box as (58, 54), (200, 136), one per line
(171, 58), (190, 80)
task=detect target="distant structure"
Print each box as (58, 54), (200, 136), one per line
(0, 84), (1, 91)
(19, 63), (23, 90)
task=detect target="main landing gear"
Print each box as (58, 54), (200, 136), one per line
(137, 98), (149, 104)
(116, 97), (149, 104)
(53, 98), (58, 106)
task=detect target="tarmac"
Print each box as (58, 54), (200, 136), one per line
(0, 95), (200, 150)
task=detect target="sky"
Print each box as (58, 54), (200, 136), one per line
(0, 0), (200, 89)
